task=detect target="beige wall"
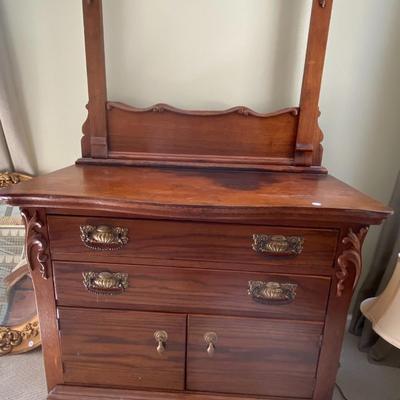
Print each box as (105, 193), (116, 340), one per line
(1, 0), (399, 282)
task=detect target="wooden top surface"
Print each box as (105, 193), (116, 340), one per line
(0, 164), (391, 224)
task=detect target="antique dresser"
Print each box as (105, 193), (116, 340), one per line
(0, 1), (392, 400)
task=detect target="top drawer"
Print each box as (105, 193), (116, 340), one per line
(47, 216), (338, 270)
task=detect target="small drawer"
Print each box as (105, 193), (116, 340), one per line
(59, 307), (186, 390)
(54, 262), (331, 321)
(48, 215), (338, 271)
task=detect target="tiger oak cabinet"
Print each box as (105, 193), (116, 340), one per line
(0, 1), (392, 400)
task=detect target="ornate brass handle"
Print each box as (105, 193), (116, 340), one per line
(204, 332), (217, 357)
(154, 330), (168, 354)
(80, 225), (129, 250)
(252, 234), (304, 256)
(82, 271), (128, 295)
(248, 281), (297, 305)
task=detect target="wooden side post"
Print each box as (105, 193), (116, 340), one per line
(21, 209), (64, 391)
(295, 0), (334, 166)
(82, 0), (108, 158)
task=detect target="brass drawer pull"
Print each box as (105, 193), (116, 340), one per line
(154, 330), (168, 354)
(252, 234), (304, 256)
(80, 225), (129, 250)
(248, 281), (297, 304)
(82, 271), (128, 295)
(204, 332), (217, 357)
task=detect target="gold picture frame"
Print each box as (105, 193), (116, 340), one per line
(0, 172), (40, 356)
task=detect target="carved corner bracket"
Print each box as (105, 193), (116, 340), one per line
(336, 227), (368, 297)
(21, 209), (50, 280)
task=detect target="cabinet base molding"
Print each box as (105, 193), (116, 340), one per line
(48, 386), (305, 400)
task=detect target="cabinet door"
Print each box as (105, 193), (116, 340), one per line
(59, 308), (186, 390)
(187, 315), (323, 398)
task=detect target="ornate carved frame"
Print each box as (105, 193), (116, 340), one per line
(0, 172), (31, 188)
(0, 173), (41, 356)
(78, 0), (334, 172)
(0, 263), (40, 356)
(0, 319), (40, 356)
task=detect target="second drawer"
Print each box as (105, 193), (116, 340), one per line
(54, 262), (331, 321)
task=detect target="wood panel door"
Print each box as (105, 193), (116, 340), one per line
(187, 315), (323, 398)
(58, 308), (186, 391)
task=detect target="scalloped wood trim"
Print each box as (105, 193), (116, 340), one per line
(106, 102), (299, 118)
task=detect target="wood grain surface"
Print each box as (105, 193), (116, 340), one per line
(0, 165), (391, 224)
(296, 0), (334, 165)
(187, 314), (323, 398)
(4, 1), (392, 400)
(81, 0), (107, 158)
(47, 216), (338, 269)
(59, 308), (186, 391)
(48, 385), (308, 400)
(53, 262), (331, 321)
(106, 103), (298, 166)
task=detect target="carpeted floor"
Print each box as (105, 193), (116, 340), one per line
(0, 348), (46, 400)
(1, 332), (399, 400)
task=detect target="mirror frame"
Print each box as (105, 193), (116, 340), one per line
(0, 173), (41, 356)
(79, 0), (333, 172)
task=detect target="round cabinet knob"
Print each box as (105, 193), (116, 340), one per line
(154, 330), (168, 354)
(204, 332), (217, 357)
